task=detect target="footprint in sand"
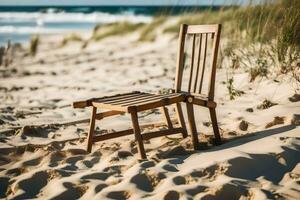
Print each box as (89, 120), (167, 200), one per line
(6, 167), (28, 176)
(49, 151), (66, 167)
(110, 150), (133, 162)
(145, 170), (166, 188)
(0, 177), (9, 198)
(130, 173), (154, 192)
(103, 165), (125, 174)
(9, 171), (49, 200)
(200, 183), (250, 200)
(185, 185), (208, 197)
(173, 176), (186, 185)
(22, 156), (43, 167)
(162, 164), (179, 172)
(106, 190), (131, 200)
(51, 182), (88, 200)
(94, 183), (108, 193)
(81, 172), (111, 181)
(163, 190), (180, 200)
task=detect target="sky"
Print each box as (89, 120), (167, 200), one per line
(0, 0), (263, 6)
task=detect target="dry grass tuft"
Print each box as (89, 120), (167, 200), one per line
(29, 35), (39, 56)
(138, 16), (166, 42)
(92, 22), (144, 41)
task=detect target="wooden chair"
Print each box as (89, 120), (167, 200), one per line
(73, 24), (222, 159)
(73, 91), (188, 159)
(176, 24), (222, 149)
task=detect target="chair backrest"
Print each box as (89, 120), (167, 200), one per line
(174, 24), (221, 101)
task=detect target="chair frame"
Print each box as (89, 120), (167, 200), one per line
(73, 24), (222, 159)
(73, 92), (188, 159)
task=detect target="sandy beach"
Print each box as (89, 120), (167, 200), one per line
(1, 14), (300, 199)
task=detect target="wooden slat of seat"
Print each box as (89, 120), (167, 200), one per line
(73, 91), (141, 108)
(91, 101), (128, 112)
(95, 92), (146, 103)
(121, 93), (182, 106)
(91, 93), (184, 112)
(131, 94), (185, 112)
(108, 93), (159, 105)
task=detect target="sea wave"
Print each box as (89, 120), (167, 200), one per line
(0, 25), (66, 34)
(0, 11), (152, 24)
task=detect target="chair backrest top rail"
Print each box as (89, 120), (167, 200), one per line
(186, 24), (219, 34)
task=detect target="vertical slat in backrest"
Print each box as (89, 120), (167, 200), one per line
(193, 34), (202, 92)
(174, 24), (188, 92)
(198, 33), (208, 94)
(187, 34), (196, 92)
(174, 24), (221, 101)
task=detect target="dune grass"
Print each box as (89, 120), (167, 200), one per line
(138, 16), (166, 42)
(92, 22), (144, 41)
(162, 0), (300, 94)
(29, 35), (39, 56)
(61, 34), (83, 46)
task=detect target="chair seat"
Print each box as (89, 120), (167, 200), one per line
(73, 91), (185, 113)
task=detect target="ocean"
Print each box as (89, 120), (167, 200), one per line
(0, 6), (219, 46)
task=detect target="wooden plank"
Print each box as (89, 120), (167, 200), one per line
(186, 24), (218, 34)
(113, 93), (166, 106)
(188, 34), (196, 92)
(193, 34), (202, 93)
(193, 97), (217, 108)
(199, 33), (208, 94)
(161, 106), (173, 129)
(95, 92), (143, 103)
(175, 103), (188, 138)
(121, 93), (181, 106)
(131, 95), (185, 113)
(175, 24), (188, 92)
(91, 101), (128, 112)
(73, 100), (90, 108)
(72, 91), (141, 108)
(186, 103), (200, 150)
(190, 93), (209, 99)
(86, 107), (97, 153)
(142, 127), (183, 140)
(208, 24), (221, 100)
(99, 93), (153, 104)
(131, 111), (147, 159)
(93, 129), (134, 142)
(209, 108), (222, 145)
(95, 110), (125, 120)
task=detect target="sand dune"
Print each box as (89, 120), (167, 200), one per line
(0, 30), (299, 199)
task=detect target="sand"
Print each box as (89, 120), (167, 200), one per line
(0, 26), (299, 199)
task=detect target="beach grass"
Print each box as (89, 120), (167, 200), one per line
(61, 34), (83, 46)
(138, 16), (166, 42)
(92, 22), (144, 41)
(29, 35), (39, 56)
(164, 0), (300, 93)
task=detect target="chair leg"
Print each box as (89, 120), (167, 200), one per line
(175, 103), (188, 138)
(130, 111), (147, 159)
(87, 106), (97, 153)
(209, 108), (222, 145)
(186, 103), (200, 150)
(160, 106), (173, 129)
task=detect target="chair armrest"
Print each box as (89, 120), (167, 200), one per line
(72, 99), (92, 108)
